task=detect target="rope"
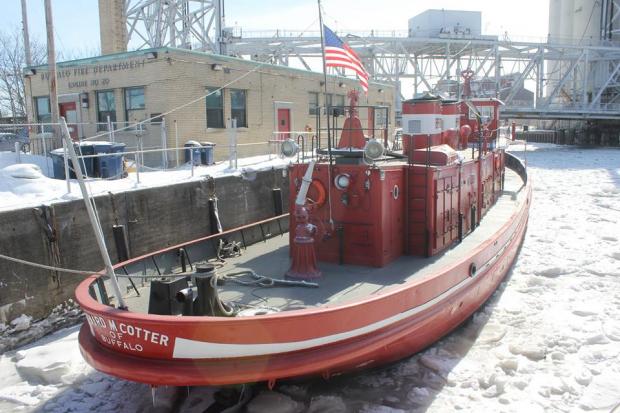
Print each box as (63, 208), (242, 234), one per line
(0, 252), (101, 276)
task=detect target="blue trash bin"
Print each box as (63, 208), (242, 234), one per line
(184, 140), (202, 165)
(49, 143), (96, 179)
(50, 149), (66, 179)
(199, 142), (215, 165)
(76, 143), (95, 178)
(92, 142), (126, 178)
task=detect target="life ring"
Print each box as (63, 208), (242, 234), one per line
(306, 179), (326, 210)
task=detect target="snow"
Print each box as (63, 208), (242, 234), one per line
(0, 151), (293, 212)
(0, 143), (619, 412)
(9, 315), (32, 332)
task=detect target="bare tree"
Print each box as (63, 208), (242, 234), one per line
(0, 29), (46, 120)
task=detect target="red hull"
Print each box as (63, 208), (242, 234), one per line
(76, 176), (530, 386)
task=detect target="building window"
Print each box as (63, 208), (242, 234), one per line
(35, 96), (51, 123)
(124, 86), (145, 121)
(230, 89), (247, 128)
(206, 87), (224, 128)
(308, 92), (319, 115)
(96, 90), (116, 131)
(326, 93), (333, 108)
(334, 94), (345, 107)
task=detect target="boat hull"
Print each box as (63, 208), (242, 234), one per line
(76, 166), (530, 386)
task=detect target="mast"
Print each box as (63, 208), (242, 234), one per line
(44, 0), (59, 148)
(60, 118), (127, 310)
(20, 0), (31, 66)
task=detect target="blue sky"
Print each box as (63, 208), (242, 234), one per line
(0, 0), (548, 57)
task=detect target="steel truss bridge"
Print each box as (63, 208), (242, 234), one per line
(124, 0), (620, 121)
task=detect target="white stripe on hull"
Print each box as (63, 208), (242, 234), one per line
(174, 270), (473, 359)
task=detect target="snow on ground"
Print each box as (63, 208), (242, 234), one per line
(0, 144), (619, 412)
(0, 151), (292, 212)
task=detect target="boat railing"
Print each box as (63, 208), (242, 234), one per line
(86, 213), (291, 307)
(269, 131), (319, 162)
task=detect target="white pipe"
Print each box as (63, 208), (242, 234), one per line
(295, 160), (316, 206)
(60, 117), (127, 309)
(63, 139), (71, 193)
(174, 119), (179, 167)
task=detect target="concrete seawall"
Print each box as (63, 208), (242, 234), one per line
(0, 167), (290, 323)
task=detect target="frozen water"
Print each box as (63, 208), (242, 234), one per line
(0, 144), (619, 412)
(246, 391), (302, 413)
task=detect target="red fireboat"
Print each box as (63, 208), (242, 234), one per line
(76, 88), (530, 387)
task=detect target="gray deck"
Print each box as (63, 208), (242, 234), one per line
(123, 169), (526, 314)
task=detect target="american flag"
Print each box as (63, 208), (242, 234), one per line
(323, 25), (369, 94)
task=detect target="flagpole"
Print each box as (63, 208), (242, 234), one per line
(317, 0), (329, 101)
(317, 0), (334, 229)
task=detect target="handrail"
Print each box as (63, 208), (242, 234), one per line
(109, 213), (290, 272)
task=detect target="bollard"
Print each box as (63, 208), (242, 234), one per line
(190, 149), (194, 177)
(228, 118), (238, 169)
(14, 142), (21, 163)
(161, 118), (168, 170)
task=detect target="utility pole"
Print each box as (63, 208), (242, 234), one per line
(44, 0), (60, 147)
(21, 0), (32, 66)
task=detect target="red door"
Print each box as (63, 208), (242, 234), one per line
(59, 102), (78, 140)
(277, 108), (291, 140)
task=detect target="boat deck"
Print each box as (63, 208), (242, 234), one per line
(122, 168), (525, 314)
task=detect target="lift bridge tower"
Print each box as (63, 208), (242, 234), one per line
(98, 0), (231, 55)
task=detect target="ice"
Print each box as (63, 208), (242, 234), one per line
(10, 314), (32, 332)
(307, 395), (347, 413)
(477, 323), (507, 344)
(508, 342), (547, 361)
(602, 321), (620, 341)
(14, 329), (86, 385)
(578, 372), (620, 410)
(406, 386), (430, 402)
(246, 391), (302, 413)
(534, 266), (572, 278)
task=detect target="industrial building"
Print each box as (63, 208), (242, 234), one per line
(24, 47), (394, 161)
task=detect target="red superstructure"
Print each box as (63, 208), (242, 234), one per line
(289, 92), (505, 267)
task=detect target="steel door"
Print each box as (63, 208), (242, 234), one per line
(277, 108), (290, 140)
(59, 102), (78, 140)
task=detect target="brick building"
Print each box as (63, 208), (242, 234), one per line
(24, 47), (394, 162)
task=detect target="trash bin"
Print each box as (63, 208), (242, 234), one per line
(50, 149), (66, 179)
(93, 142), (126, 178)
(199, 141), (215, 165)
(184, 140), (202, 165)
(49, 143), (96, 179)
